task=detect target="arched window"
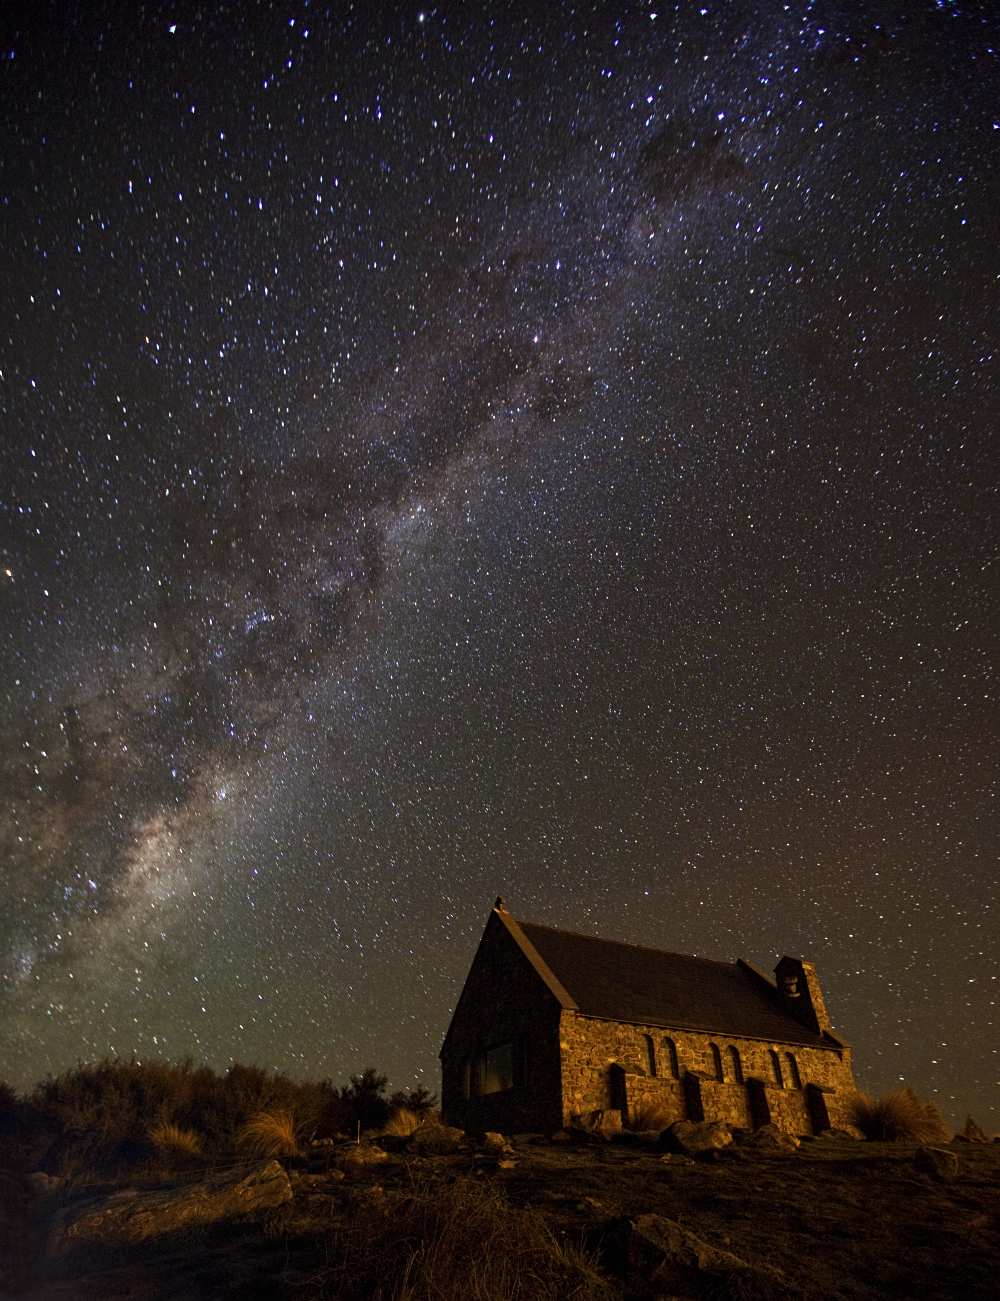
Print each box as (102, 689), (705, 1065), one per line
(785, 1052), (802, 1089)
(727, 1045), (744, 1084)
(769, 1049), (784, 1087)
(710, 1042), (724, 1081)
(643, 1033), (657, 1077)
(663, 1037), (680, 1079)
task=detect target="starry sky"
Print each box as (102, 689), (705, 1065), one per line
(1, 1), (996, 1122)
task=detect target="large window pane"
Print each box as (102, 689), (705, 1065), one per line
(481, 1042), (514, 1094)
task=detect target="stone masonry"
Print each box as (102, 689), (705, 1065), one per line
(441, 903), (859, 1137)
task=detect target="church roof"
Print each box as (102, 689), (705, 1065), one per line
(509, 915), (829, 1048)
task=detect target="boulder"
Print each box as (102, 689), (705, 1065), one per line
(914, 1147), (959, 1182)
(408, 1122), (465, 1155)
(49, 1160), (292, 1255)
(480, 1131), (512, 1155)
(743, 1124), (800, 1154)
(616, 1213), (789, 1298)
(659, 1120), (732, 1158)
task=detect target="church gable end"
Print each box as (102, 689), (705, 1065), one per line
(439, 903), (565, 1132)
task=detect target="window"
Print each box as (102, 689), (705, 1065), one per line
(727, 1045), (744, 1084)
(785, 1052), (802, 1089)
(644, 1033), (657, 1077)
(709, 1042), (724, 1081)
(769, 1049), (784, 1087)
(480, 1042), (515, 1095)
(663, 1037), (680, 1079)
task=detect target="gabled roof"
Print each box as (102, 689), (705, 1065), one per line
(504, 913), (830, 1048)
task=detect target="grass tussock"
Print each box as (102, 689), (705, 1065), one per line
(321, 1176), (615, 1300)
(847, 1087), (951, 1143)
(237, 1108), (302, 1159)
(383, 1106), (422, 1137)
(627, 1101), (674, 1133)
(148, 1120), (203, 1160)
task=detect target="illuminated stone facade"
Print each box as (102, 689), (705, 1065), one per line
(441, 904), (857, 1136)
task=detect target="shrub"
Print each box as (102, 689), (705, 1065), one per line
(627, 1101), (674, 1133)
(320, 1176), (614, 1299)
(846, 1087), (951, 1143)
(237, 1108), (302, 1159)
(340, 1068), (391, 1132)
(383, 1106), (422, 1137)
(387, 1084), (438, 1116)
(148, 1121), (203, 1161)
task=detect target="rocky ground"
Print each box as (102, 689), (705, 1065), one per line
(4, 1124), (999, 1300)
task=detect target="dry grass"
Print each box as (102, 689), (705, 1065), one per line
(237, 1108), (302, 1159)
(847, 1087), (951, 1143)
(320, 1176), (615, 1300)
(383, 1106), (422, 1137)
(627, 1100), (674, 1133)
(148, 1120), (203, 1159)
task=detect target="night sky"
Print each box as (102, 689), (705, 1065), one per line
(2, 1), (996, 1123)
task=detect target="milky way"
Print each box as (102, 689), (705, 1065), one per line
(2, 2), (997, 1120)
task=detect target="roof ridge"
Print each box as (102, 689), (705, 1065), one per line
(516, 917), (740, 971)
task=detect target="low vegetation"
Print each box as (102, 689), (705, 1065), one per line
(237, 1108), (302, 1159)
(627, 1100), (674, 1132)
(6, 1057), (437, 1180)
(847, 1086), (951, 1143)
(315, 1176), (614, 1300)
(148, 1120), (203, 1161)
(383, 1105), (423, 1137)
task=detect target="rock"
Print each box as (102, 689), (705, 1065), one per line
(617, 1213), (789, 1298)
(914, 1147), (959, 1182)
(658, 1153), (695, 1166)
(408, 1122), (465, 1155)
(48, 1160), (292, 1255)
(548, 1129), (572, 1145)
(481, 1131), (512, 1155)
(659, 1120), (732, 1158)
(290, 1171), (343, 1191)
(743, 1124), (800, 1153)
(26, 1171), (63, 1195)
(496, 1157), (518, 1170)
(817, 1127), (864, 1140)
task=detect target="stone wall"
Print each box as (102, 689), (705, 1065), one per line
(440, 913), (564, 1133)
(558, 1011), (856, 1134)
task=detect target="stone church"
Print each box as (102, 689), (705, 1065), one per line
(441, 900), (858, 1136)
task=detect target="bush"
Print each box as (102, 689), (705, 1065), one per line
(387, 1084), (438, 1116)
(383, 1106), (422, 1137)
(237, 1108), (302, 1159)
(340, 1068), (391, 1133)
(847, 1087), (951, 1143)
(320, 1176), (614, 1299)
(148, 1121), (203, 1162)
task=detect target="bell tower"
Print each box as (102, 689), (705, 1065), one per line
(773, 956), (831, 1035)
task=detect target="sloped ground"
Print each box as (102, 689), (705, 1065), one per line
(7, 1135), (999, 1300)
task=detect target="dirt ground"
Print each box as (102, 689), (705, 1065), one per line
(7, 1134), (1000, 1300)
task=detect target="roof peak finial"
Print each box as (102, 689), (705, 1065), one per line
(495, 895), (506, 911)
